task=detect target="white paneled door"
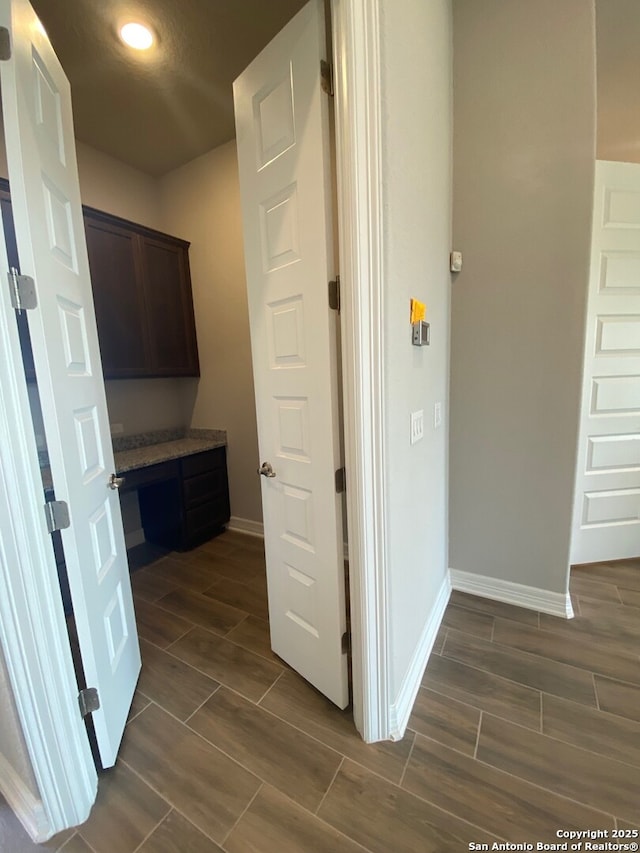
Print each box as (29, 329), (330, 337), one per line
(571, 160), (640, 564)
(0, 0), (140, 766)
(234, 0), (349, 707)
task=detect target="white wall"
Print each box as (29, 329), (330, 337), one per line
(450, 0), (596, 593)
(160, 141), (262, 524)
(379, 0), (452, 700)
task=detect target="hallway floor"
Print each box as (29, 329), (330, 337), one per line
(2, 538), (639, 851)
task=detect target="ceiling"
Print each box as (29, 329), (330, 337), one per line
(30, 0), (307, 176)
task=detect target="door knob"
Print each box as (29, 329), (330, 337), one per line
(108, 473), (125, 490)
(257, 461), (276, 478)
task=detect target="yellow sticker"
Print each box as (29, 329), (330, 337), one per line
(410, 299), (426, 324)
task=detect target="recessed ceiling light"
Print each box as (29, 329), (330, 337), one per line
(119, 22), (154, 51)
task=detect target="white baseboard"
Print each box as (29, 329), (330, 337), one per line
(388, 573), (451, 741)
(124, 527), (145, 550)
(449, 569), (574, 619)
(226, 517), (264, 538)
(0, 753), (50, 843)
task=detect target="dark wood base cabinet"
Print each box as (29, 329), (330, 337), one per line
(136, 448), (230, 552)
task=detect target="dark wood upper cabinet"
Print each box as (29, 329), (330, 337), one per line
(0, 183), (198, 380)
(84, 215), (150, 377)
(83, 207), (200, 379)
(138, 234), (199, 376)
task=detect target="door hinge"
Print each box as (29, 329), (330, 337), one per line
(328, 276), (340, 312)
(341, 631), (350, 654)
(320, 59), (334, 97)
(335, 467), (346, 494)
(8, 268), (37, 311)
(0, 27), (11, 61)
(78, 687), (100, 719)
(44, 500), (70, 534)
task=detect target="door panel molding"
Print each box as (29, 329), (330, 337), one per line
(571, 160), (640, 564)
(0, 87), (96, 836)
(1, 0), (140, 767)
(235, 0), (349, 708)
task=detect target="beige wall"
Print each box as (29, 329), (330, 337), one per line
(596, 0), (640, 164)
(450, 0), (596, 593)
(76, 142), (164, 230)
(380, 0), (452, 699)
(75, 143), (193, 438)
(160, 141), (262, 524)
(0, 642), (40, 803)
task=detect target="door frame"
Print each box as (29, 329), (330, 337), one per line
(331, 0), (390, 742)
(0, 0), (390, 839)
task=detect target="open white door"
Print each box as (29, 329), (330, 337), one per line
(234, 0), (348, 708)
(0, 0), (140, 766)
(571, 160), (640, 564)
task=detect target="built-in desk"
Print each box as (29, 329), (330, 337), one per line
(115, 433), (230, 552)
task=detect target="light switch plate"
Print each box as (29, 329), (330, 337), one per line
(434, 402), (442, 429)
(411, 410), (424, 444)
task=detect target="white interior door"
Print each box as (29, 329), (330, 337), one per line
(234, 0), (348, 708)
(0, 0), (140, 766)
(571, 160), (640, 564)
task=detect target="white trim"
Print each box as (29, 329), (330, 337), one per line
(450, 569), (575, 619)
(124, 528), (145, 550)
(0, 753), (50, 843)
(226, 516), (264, 539)
(331, 0), (389, 742)
(389, 574), (451, 741)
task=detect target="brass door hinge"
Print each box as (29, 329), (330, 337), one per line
(328, 276), (340, 312)
(0, 27), (11, 61)
(320, 60), (334, 97)
(341, 631), (350, 654)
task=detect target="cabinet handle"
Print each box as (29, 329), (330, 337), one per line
(108, 473), (125, 490)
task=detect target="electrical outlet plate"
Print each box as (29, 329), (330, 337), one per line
(110, 423), (124, 435)
(411, 410), (424, 444)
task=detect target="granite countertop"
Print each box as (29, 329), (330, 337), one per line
(40, 428), (227, 490)
(113, 428), (227, 473)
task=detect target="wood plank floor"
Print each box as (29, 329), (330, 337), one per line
(2, 542), (639, 851)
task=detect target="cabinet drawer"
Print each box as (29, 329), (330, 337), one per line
(181, 447), (225, 478)
(119, 459), (179, 492)
(183, 467), (227, 508)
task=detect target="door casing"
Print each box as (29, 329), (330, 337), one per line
(0, 0), (392, 839)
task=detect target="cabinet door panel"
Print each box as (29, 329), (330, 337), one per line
(140, 237), (199, 376)
(184, 501), (227, 547)
(85, 218), (150, 377)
